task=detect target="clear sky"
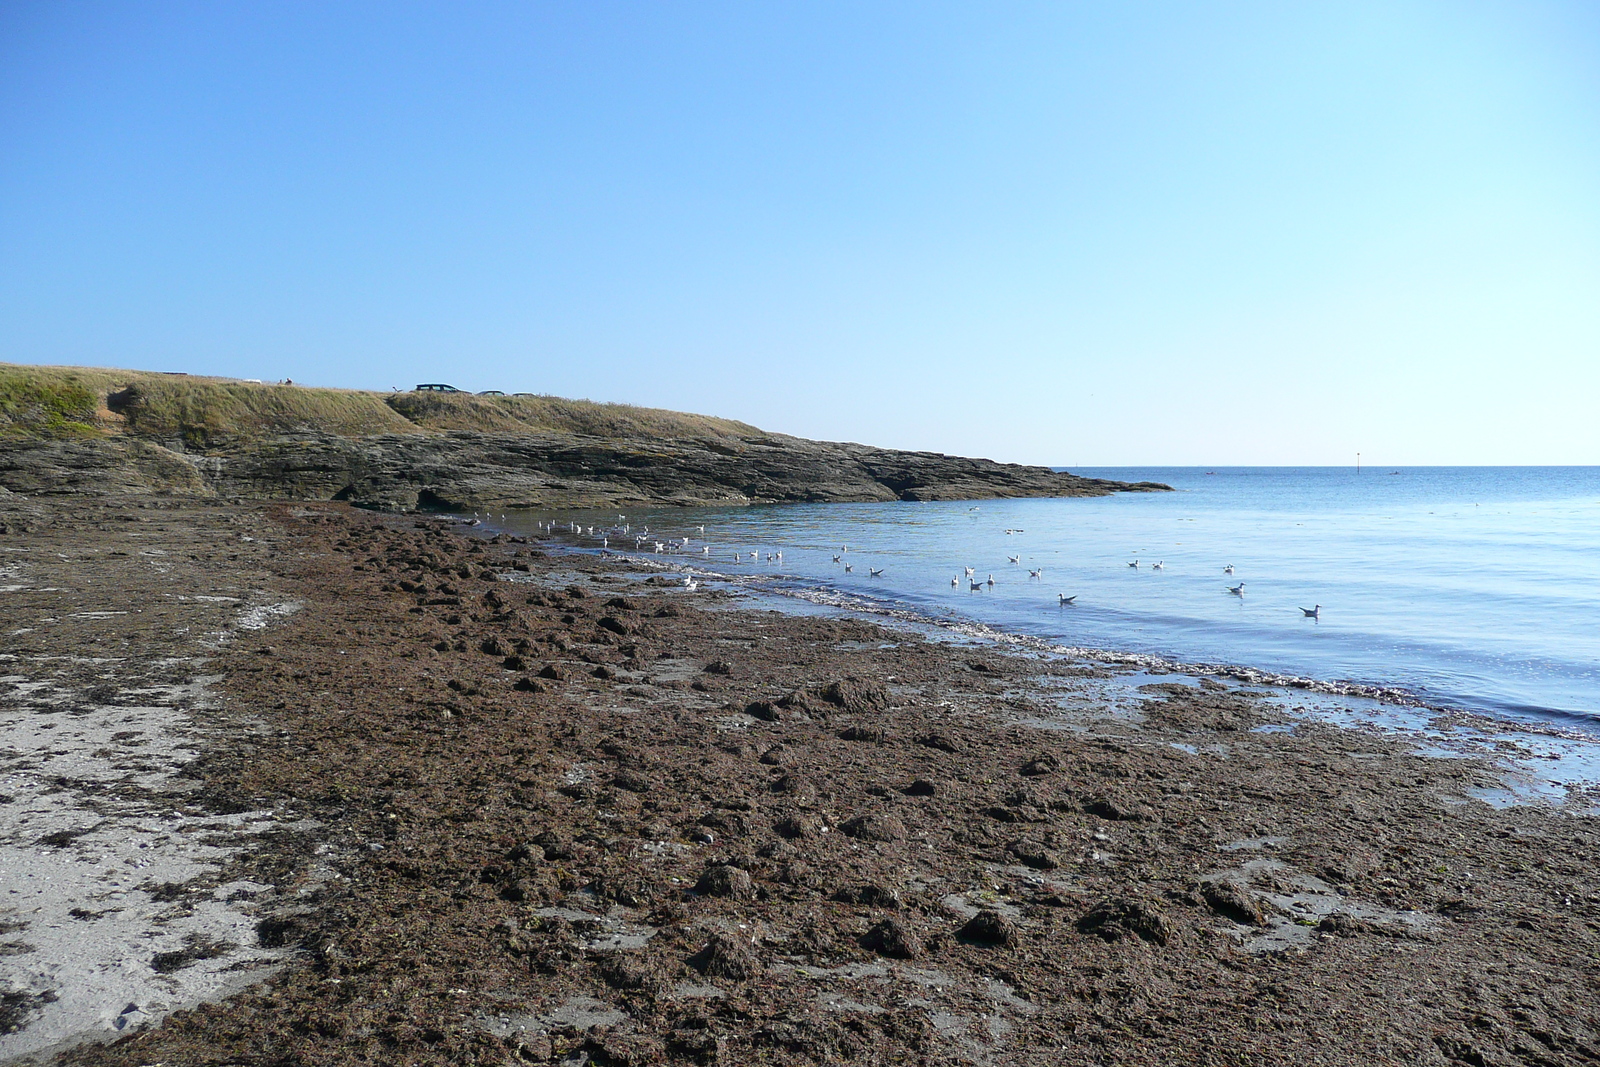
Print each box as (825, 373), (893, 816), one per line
(2, 2), (1596, 465)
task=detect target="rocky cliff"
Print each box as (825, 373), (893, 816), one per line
(0, 363), (1168, 507)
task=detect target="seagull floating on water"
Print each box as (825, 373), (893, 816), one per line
(1223, 564), (1235, 575)
(1028, 568), (1042, 579)
(986, 574), (995, 587)
(1152, 561), (1164, 570)
(1128, 560), (1139, 569)
(964, 566), (975, 578)
(844, 564), (853, 573)
(1228, 582), (1246, 596)
(1008, 555), (1020, 564)
(970, 580), (983, 591)
(951, 576), (959, 587)
(869, 568), (884, 577)
(1300, 604), (1321, 618)
(1058, 594), (1077, 605)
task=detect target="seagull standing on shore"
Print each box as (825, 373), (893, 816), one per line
(1300, 605), (1321, 618)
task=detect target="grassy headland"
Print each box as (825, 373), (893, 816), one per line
(0, 362), (1164, 507)
(0, 363), (768, 447)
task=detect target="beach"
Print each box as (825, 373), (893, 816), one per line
(3, 492), (1597, 1066)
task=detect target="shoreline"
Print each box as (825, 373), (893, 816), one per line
(553, 536), (1600, 769)
(4, 493), (1597, 1065)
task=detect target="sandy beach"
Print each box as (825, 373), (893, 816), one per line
(2, 492), (1596, 1066)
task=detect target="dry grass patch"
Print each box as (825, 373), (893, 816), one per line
(386, 390), (768, 442)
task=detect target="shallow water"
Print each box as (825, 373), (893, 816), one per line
(491, 466), (1600, 733)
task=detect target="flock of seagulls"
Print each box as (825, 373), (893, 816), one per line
(515, 515), (1324, 620)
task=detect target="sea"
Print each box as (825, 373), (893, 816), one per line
(487, 466), (1600, 743)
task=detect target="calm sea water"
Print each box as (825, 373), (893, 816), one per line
(499, 467), (1600, 732)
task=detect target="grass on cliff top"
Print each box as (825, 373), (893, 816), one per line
(113, 378), (421, 449)
(0, 363), (418, 449)
(386, 390), (766, 442)
(0, 363), (769, 448)
(0, 366), (101, 439)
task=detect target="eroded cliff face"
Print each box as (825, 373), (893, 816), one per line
(1, 430), (1164, 509)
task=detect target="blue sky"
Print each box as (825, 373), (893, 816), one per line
(2, 2), (1596, 465)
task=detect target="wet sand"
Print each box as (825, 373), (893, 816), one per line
(3, 495), (1597, 1065)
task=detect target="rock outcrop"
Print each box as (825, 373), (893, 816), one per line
(0, 363), (1169, 507)
(2, 430), (1165, 508)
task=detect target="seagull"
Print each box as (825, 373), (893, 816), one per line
(1029, 568), (1042, 579)
(1152, 561), (1164, 570)
(964, 566), (975, 578)
(1008, 555), (1020, 564)
(684, 578), (698, 591)
(1128, 560), (1139, 568)
(703, 545), (710, 555)
(1223, 565), (1235, 575)
(844, 564), (853, 573)
(951, 576), (959, 587)
(697, 526), (705, 534)
(986, 574), (995, 587)
(1300, 605), (1321, 618)
(1228, 582), (1246, 596)
(832, 555), (842, 563)
(970, 580), (983, 590)
(1058, 594), (1077, 605)
(869, 568), (884, 577)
